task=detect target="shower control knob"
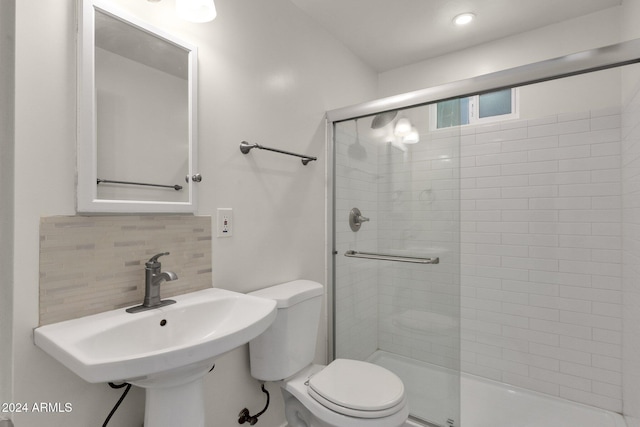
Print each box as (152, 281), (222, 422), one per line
(349, 207), (370, 232)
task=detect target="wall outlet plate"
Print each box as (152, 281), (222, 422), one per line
(217, 208), (232, 237)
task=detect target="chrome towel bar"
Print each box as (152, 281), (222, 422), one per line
(240, 141), (317, 165)
(97, 179), (183, 191)
(344, 250), (439, 264)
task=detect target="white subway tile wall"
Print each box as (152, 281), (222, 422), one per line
(460, 109), (623, 412)
(376, 128), (461, 370)
(39, 215), (212, 325)
(335, 104), (625, 413)
(334, 123), (380, 361)
(622, 69), (640, 421)
(334, 116), (461, 370)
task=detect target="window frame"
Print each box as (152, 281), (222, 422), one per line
(430, 88), (519, 130)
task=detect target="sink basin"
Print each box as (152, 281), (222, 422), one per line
(34, 288), (277, 427)
(35, 288), (277, 383)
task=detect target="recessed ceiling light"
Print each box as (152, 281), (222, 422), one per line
(453, 13), (475, 26)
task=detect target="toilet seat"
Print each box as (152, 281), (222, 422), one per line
(307, 359), (405, 418)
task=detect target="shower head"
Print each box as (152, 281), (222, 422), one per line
(370, 111), (398, 129)
(348, 119), (366, 160)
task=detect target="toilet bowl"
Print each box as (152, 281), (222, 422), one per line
(281, 363), (409, 427)
(248, 280), (409, 427)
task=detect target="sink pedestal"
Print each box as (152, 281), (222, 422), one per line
(144, 378), (205, 427)
(131, 359), (213, 427)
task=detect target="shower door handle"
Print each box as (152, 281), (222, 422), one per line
(344, 250), (439, 264)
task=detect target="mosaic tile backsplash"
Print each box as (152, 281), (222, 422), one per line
(39, 215), (212, 325)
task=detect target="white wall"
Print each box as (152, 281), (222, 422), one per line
(377, 7), (622, 98)
(11, 1), (376, 426)
(0, 0), (15, 422)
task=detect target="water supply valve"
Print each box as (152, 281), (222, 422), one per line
(238, 384), (270, 425)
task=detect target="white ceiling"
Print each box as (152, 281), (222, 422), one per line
(289, 0), (622, 72)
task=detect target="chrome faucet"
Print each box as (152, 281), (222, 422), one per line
(126, 252), (178, 313)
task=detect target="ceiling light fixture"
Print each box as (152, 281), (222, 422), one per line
(453, 12), (475, 26)
(176, 0), (217, 23)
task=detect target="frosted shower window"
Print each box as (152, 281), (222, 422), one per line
(434, 88), (518, 129)
(478, 88), (512, 117)
(437, 97), (468, 128)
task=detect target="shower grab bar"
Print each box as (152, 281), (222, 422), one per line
(97, 179), (183, 191)
(344, 250), (439, 264)
(240, 141), (317, 165)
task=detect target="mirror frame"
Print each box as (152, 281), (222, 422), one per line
(77, 0), (198, 213)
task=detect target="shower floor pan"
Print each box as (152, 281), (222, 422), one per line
(368, 350), (626, 427)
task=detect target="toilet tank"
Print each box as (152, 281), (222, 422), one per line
(248, 280), (324, 381)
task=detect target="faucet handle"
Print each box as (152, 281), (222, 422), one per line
(357, 214), (370, 223)
(147, 252), (170, 267)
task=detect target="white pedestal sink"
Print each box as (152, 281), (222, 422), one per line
(34, 288), (277, 427)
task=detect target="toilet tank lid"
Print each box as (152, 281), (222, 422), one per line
(248, 280), (323, 308)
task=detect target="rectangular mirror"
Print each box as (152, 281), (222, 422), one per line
(77, 0), (199, 213)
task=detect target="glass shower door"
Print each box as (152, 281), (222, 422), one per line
(332, 102), (461, 426)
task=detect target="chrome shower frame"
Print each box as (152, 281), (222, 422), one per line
(327, 39), (640, 125)
(324, 37), (640, 417)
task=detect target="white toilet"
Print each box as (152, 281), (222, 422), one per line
(249, 280), (409, 427)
